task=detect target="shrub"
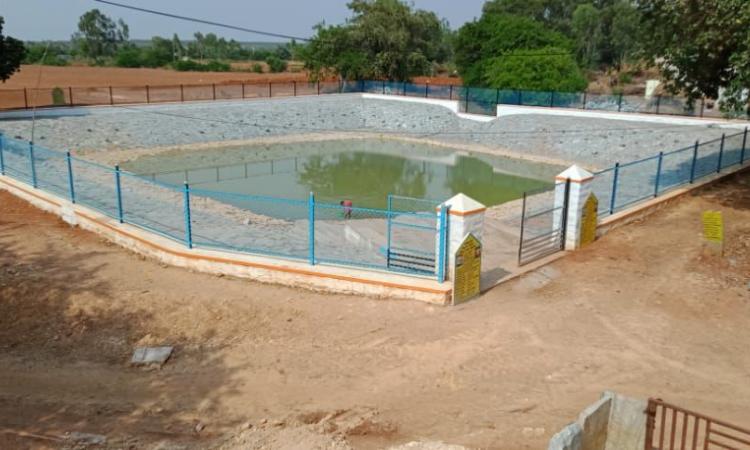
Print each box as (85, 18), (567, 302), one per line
(251, 62), (264, 73)
(115, 47), (143, 68)
(618, 72), (633, 85)
(483, 47), (588, 92)
(172, 59), (230, 72)
(51, 87), (66, 105)
(265, 55), (287, 73)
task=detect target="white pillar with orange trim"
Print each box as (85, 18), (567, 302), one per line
(554, 165), (595, 250)
(437, 193), (486, 280)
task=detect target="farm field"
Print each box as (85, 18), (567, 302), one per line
(1, 169), (748, 449)
(0, 64), (310, 90)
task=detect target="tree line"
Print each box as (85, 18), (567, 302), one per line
(1, 0), (749, 114)
(10, 9), (297, 74)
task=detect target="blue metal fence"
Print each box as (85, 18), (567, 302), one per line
(0, 132), (448, 281)
(591, 128), (749, 215)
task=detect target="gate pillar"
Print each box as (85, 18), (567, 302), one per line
(555, 165), (595, 250)
(437, 193), (486, 280)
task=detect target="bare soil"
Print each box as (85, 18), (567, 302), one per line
(0, 65), (310, 90)
(1, 172), (749, 449)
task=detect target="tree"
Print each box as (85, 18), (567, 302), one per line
(483, 47), (588, 91)
(571, 4), (602, 68)
(639, 0), (750, 114)
(454, 14), (574, 87)
(265, 55), (287, 73)
(72, 9), (128, 62)
(302, 0), (452, 81)
(482, 0), (586, 35)
(0, 17), (25, 82)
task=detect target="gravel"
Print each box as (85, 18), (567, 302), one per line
(0, 94), (733, 170)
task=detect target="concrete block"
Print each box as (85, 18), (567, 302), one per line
(577, 394), (612, 450)
(548, 422), (582, 450)
(603, 391), (647, 450)
(131, 346), (173, 366)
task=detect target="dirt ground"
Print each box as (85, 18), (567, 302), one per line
(0, 65), (310, 90)
(0, 66), (462, 90)
(0, 172), (749, 450)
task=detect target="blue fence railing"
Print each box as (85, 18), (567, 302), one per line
(591, 128), (749, 216)
(4, 79), (746, 120)
(0, 132), (449, 282)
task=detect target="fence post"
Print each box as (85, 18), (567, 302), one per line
(465, 87), (470, 112)
(293, 80), (297, 96)
(386, 194), (393, 268)
(183, 182), (193, 249)
(700, 98), (705, 118)
(28, 141), (37, 188)
(517, 192), (527, 265)
(425, 83), (429, 98)
(241, 82), (245, 98)
(382, 80), (386, 95)
(24, 88), (28, 108)
(308, 192), (315, 265)
(66, 151), (75, 203)
(437, 204), (449, 283)
(609, 162), (620, 215)
(717, 133), (725, 173)
(317, 80), (321, 95)
(690, 141), (699, 183)
(449, 84), (453, 100)
(109, 86), (114, 105)
(269, 82), (273, 97)
(617, 93), (623, 112)
(0, 132), (4, 175)
(549, 91), (555, 108)
(146, 85), (150, 103)
(212, 83), (216, 100)
(655, 95), (662, 114)
(180, 84), (184, 102)
(517, 90), (522, 105)
(115, 165), (124, 223)
(338, 80), (342, 94)
(741, 127), (748, 164)
(68, 86), (74, 106)
(654, 151), (664, 197)
(495, 88), (500, 105)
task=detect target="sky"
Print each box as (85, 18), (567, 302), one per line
(3, 0), (486, 42)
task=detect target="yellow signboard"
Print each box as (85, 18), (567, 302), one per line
(702, 210), (724, 243)
(453, 233), (482, 305)
(580, 193), (598, 247)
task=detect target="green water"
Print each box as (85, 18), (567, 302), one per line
(124, 139), (557, 209)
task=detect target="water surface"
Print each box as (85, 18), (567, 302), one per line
(124, 139), (557, 210)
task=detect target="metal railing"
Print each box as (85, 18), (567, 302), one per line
(2, 79), (746, 120)
(0, 132), (448, 282)
(591, 128), (749, 216)
(645, 398), (750, 449)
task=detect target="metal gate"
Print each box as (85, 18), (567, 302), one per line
(645, 398), (750, 450)
(517, 180), (570, 266)
(385, 195), (444, 278)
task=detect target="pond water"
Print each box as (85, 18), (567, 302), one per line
(123, 139), (557, 210)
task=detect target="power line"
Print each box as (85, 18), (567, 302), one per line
(93, 0), (310, 42)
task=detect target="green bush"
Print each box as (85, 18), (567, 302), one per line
(114, 47), (143, 68)
(251, 62), (263, 73)
(265, 55), (287, 73)
(171, 59), (230, 72)
(618, 72), (633, 85)
(51, 87), (66, 105)
(482, 47), (588, 92)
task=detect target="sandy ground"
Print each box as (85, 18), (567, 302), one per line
(1, 65), (310, 90)
(0, 66), (461, 90)
(1, 172), (749, 450)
